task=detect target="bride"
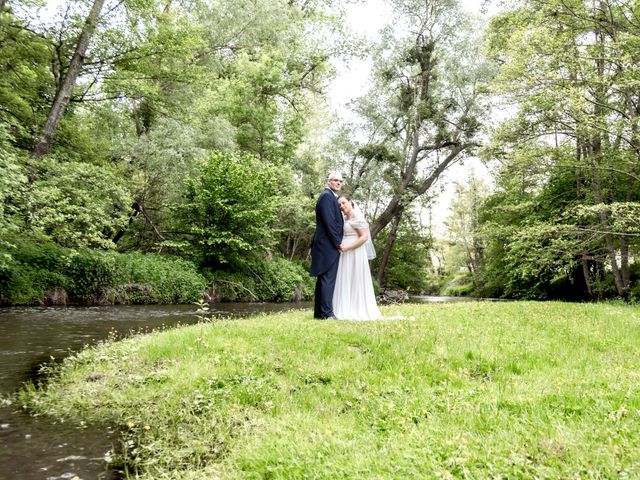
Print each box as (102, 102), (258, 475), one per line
(332, 195), (382, 321)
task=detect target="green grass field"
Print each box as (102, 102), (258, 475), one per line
(21, 301), (640, 479)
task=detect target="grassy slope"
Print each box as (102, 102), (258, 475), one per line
(22, 302), (640, 479)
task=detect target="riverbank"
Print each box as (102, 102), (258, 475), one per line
(20, 301), (640, 478)
(0, 241), (315, 306)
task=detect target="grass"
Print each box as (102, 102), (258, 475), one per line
(20, 301), (640, 479)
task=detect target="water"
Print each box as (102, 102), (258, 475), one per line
(0, 303), (311, 480)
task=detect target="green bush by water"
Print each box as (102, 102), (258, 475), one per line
(208, 258), (314, 302)
(0, 241), (206, 305)
(20, 301), (640, 479)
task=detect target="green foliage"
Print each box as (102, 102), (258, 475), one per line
(0, 241), (205, 305)
(0, 125), (28, 247)
(0, 239), (68, 304)
(328, 2), (490, 286)
(479, 1), (640, 300)
(209, 258), (314, 303)
(275, 190), (316, 261)
(108, 252), (206, 304)
(0, 9), (54, 147)
(175, 151), (281, 269)
(474, 159), (640, 300)
(27, 156), (133, 249)
(251, 258), (315, 302)
(64, 251), (118, 303)
(0, 241), (94, 304)
(441, 272), (475, 297)
(373, 220), (432, 292)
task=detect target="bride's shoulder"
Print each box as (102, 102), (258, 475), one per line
(349, 216), (369, 229)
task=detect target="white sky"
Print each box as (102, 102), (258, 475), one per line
(328, 0), (495, 236)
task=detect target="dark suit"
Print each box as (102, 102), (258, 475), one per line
(311, 188), (344, 318)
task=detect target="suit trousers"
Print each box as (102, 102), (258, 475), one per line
(313, 257), (340, 319)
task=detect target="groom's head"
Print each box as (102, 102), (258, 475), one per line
(327, 172), (343, 193)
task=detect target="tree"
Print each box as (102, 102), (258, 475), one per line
(444, 171), (488, 277)
(337, 0), (492, 285)
(32, 0), (106, 157)
(27, 156), (134, 248)
(173, 151), (281, 270)
(0, 125), (28, 251)
(482, 0), (640, 299)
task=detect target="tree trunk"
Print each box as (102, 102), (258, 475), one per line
(588, 139), (627, 297)
(621, 85), (640, 293)
(581, 253), (593, 299)
(370, 144), (466, 238)
(375, 212), (402, 286)
(32, 0), (106, 157)
(585, 12), (628, 298)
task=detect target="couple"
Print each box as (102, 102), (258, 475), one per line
(311, 172), (382, 321)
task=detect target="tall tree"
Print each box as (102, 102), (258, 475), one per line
(32, 0), (106, 157)
(444, 172), (488, 277)
(482, 0), (640, 299)
(338, 0), (491, 284)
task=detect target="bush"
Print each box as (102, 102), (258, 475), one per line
(0, 241), (71, 304)
(441, 272), (475, 297)
(208, 271), (260, 303)
(110, 253), (206, 304)
(65, 251), (117, 303)
(372, 222), (432, 292)
(0, 241), (206, 305)
(175, 151), (281, 269)
(208, 258), (314, 303)
(251, 258), (314, 302)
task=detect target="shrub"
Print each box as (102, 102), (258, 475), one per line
(65, 251), (117, 303)
(0, 241), (71, 304)
(0, 241), (206, 305)
(250, 258), (314, 302)
(108, 252), (206, 304)
(208, 258), (314, 303)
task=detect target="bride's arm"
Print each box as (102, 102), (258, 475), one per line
(341, 227), (369, 252)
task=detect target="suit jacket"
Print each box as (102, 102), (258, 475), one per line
(310, 188), (344, 276)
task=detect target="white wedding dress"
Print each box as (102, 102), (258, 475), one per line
(332, 218), (382, 321)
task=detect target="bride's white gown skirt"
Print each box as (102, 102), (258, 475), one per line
(332, 230), (382, 321)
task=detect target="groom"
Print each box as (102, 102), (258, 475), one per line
(310, 172), (344, 319)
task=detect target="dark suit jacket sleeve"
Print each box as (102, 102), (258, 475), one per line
(317, 191), (343, 248)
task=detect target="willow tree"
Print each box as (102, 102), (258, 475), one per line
(340, 0), (491, 284)
(482, 0), (640, 299)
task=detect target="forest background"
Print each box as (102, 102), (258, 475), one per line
(1, 0), (639, 305)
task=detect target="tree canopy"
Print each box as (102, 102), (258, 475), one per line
(2, 0), (640, 303)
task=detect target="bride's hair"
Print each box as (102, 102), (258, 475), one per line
(338, 194), (353, 205)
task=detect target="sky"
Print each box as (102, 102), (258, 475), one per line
(328, 0), (494, 236)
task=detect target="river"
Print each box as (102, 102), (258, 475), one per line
(0, 303), (312, 480)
